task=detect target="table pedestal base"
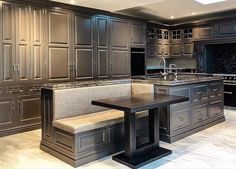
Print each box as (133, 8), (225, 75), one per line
(112, 146), (172, 169)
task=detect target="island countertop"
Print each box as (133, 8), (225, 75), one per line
(132, 74), (224, 86)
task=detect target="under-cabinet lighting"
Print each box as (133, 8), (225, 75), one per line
(195, 0), (227, 5)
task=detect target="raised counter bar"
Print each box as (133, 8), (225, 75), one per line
(132, 74), (225, 143)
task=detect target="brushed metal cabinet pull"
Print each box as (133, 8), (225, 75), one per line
(12, 64), (16, 72)
(16, 64), (20, 73)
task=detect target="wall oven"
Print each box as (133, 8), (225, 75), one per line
(223, 75), (236, 107)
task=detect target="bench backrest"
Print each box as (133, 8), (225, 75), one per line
(53, 83), (131, 120)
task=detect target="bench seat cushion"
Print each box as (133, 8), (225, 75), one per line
(52, 110), (147, 134)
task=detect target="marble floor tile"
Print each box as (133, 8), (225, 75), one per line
(0, 108), (236, 169)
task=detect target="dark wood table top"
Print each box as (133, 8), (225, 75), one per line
(92, 93), (189, 113)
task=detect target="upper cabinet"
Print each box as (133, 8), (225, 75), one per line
(215, 21), (236, 38)
(110, 18), (130, 78)
(130, 22), (146, 47)
(146, 27), (170, 58)
(95, 16), (110, 79)
(0, 2), (46, 85)
(193, 25), (214, 40)
(74, 13), (94, 80)
(171, 28), (193, 58)
(47, 8), (71, 82)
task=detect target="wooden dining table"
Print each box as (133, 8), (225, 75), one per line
(92, 93), (188, 169)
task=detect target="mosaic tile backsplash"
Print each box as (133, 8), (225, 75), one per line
(212, 43), (236, 74)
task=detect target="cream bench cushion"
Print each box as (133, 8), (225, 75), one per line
(53, 83), (131, 120)
(53, 109), (148, 134)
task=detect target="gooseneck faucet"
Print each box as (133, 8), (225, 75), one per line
(160, 57), (167, 80)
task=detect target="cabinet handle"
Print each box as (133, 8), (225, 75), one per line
(12, 64), (16, 72)
(224, 91), (233, 95)
(16, 64), (20, 73)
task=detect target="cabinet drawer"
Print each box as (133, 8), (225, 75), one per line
(192, 85), (208, 105)
(77, 128), (107, 152)
(171, 108), (190, 131)
(171, 87), (190, 108)
(208, 82), (223, 98)
(209, 101), (223, 118)
(192, 106), (208, 124)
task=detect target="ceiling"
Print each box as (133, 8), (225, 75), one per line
(51, 0), (236, 23)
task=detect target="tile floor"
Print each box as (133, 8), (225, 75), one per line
(0, 108), (236, 169)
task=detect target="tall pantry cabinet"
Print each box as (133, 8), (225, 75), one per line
(0, 2), (45, 136)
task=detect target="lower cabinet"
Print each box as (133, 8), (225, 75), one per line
(0, 97), (15, 131)
(192, 105), (208, 124)
(157, 80), (225, 143)
(0, 87), (41, 136)
(171, 107), (190, 131)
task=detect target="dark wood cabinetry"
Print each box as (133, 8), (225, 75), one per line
(156, 80), (224, 143)
(193, 25), (214, 40)
(110, 18), (130, 78)
(47, 9), (71, 82)
(215, 21), (236, 38)
(147, 28), (170, 58)
(171, 28), (193, 58)
(130, 22), (146, 47)
(74, 13), (94, 80)
(0, 2), (15, 84)
(95, 16), (110, 78)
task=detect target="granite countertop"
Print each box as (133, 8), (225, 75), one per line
(132, 74), (224, 86)
(42, 79), (131, 90)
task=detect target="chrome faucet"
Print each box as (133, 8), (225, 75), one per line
(160, 57), (167, 80)
(169, 63), (178, 79)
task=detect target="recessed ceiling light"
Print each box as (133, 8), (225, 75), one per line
(70, 0), (75, 4)
(170, 16), (174, 19)
(195, 0), (227, 5)
(192, 12), (196, 15)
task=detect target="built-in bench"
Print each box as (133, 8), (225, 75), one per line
(40, 81), (154, 167)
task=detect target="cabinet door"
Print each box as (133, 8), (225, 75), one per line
(75, 48), (93, 79)
(112, 50), (130, 78)
(30, 6), (45, 82)
(182, 42), (193, 57)
(96, 16), (109, 78)
(17, 94), (41, 126)
(74, 13), (94, 80)
(47, 9), (71, 82)
(0, 2), (15, 84)
(194, 26), (214, 40)
(130, 22), (146, 46)
(0, 97), (15, 130)
(110, 18), (129, 49)
(15, 4), (31, 82)
(110, 18), (129, 78)
(163, 43), (170, 57)
(215, 21), (236, 38)
(155, 41), (162, 57)
(172, 43), (182, 57)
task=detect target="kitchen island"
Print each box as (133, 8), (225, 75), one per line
(132, 74), (225, 143)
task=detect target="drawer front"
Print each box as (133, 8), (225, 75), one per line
(171, 87), (190, 108)
(209, 82), (223, 98)
(109, 124), (124, 144)
(192, 85), (208, 105)
(77, 128), (107, 152)
(209, 101), (223, 118)
(171, 108), (190, 131)
(192, 106), (208, 124)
